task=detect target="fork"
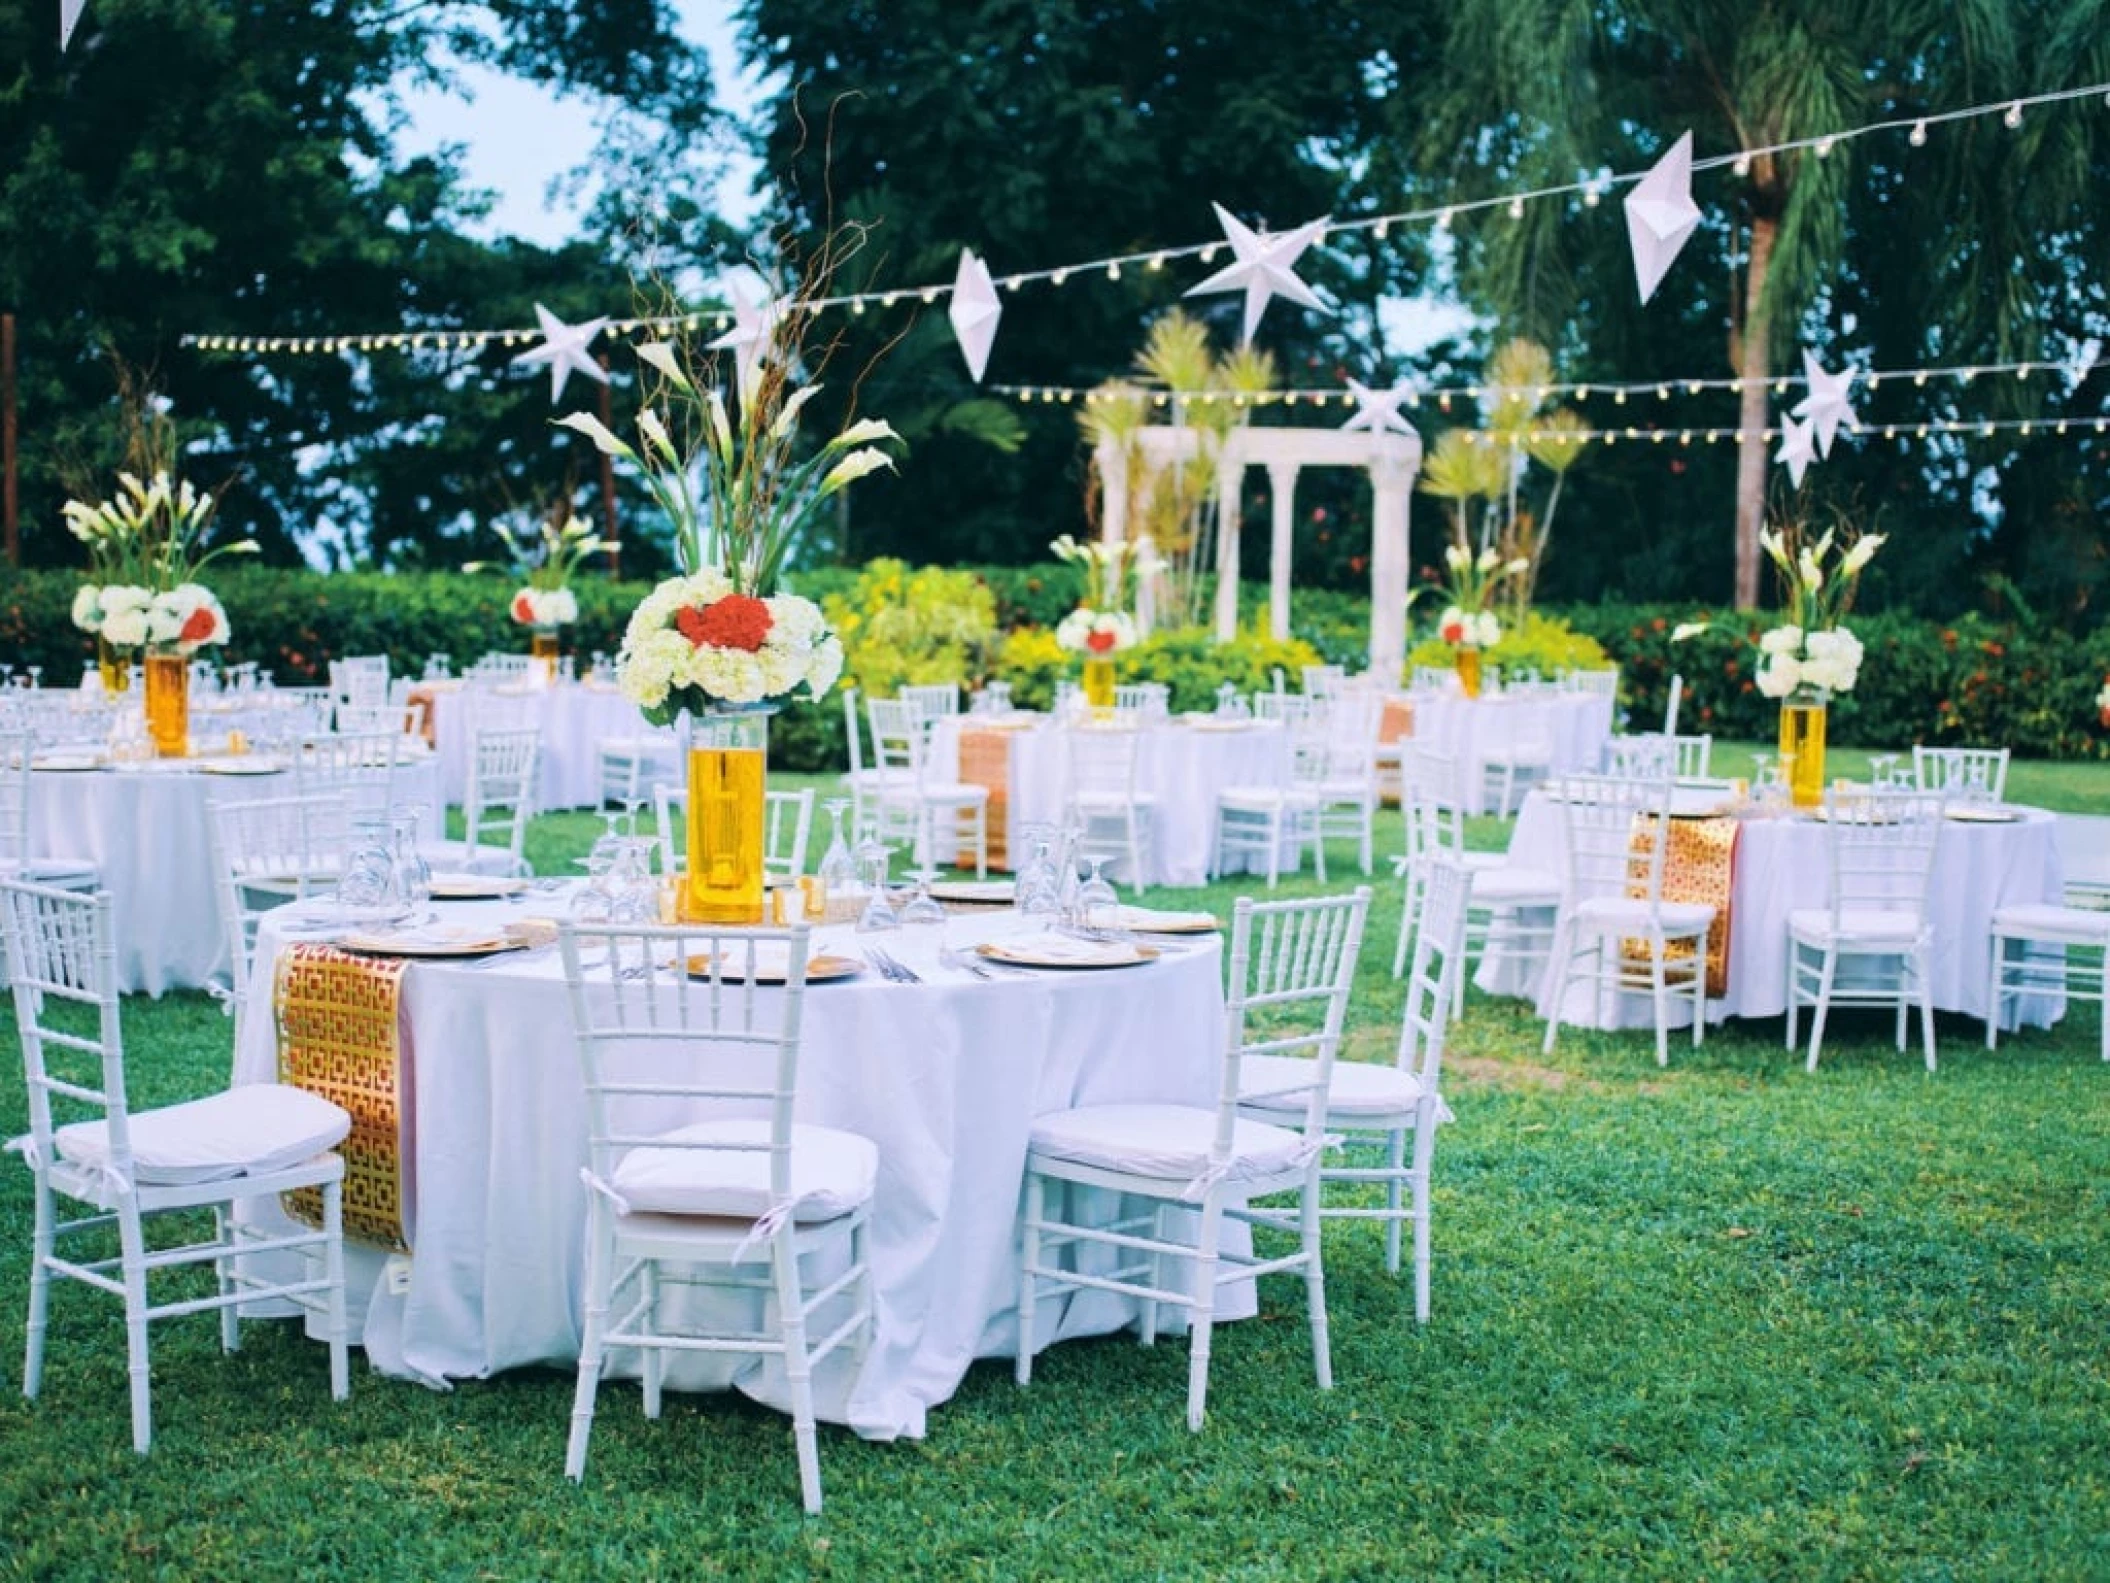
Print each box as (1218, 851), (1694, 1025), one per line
(877, 948), (924, 983)
(861, 950), (903, 982)
(938, 946), (994, 980)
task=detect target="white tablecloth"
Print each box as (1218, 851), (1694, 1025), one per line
(1407, 692), (1615, 815)
(235, 901), (1244, 1440)
(1484, 791), (2064, 1027)
(932, 716), (1290, 887)
(428, 682), (668, 810)
(30, 753), (443, 997)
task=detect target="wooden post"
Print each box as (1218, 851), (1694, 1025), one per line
(595, 352), (620, 579)
(2, 313), (17, 568)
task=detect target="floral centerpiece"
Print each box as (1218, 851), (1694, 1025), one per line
(466, 512), (609, 678)
(1426, 542), (1527, 697)
(1675, 520), (1884, 806)
(1049, 533), (1158, 707)
(558, 309), (898, 922)
(65, 469), (253, 752)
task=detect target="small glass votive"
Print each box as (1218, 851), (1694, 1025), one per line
(657, 872), (685, 924)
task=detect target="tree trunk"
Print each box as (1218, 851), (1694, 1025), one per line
(1732, 213), (1778, 610)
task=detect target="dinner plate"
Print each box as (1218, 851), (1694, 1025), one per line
(1944, 806), (2023, 823)
(194, 757), (288, 776)
(684, 951), (863, 983)
(337, 926), (518, 957)
(31, 753), (103, 772)
(429, 873), (530, 899)
(978, 938), (1161, 970)
(1109, 906), (1219, 934)
(930, 879), (1016, 904)
(1181, 717), (1253, 732)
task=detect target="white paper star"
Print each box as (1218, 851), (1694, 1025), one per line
(60, 0), (87, 47)
(948, 248), (1002, 383)
(2066, 338), (2100, 392)
(1622, 131), (1702, 305)
(510, 304), (610, 404)
(1790, 350), (1859, 457)
(1183, 203), (1330, 345)
(1775, 415), (1818, 488)
(708, 281), (783, 398)
(1339, 379), (1419, 437)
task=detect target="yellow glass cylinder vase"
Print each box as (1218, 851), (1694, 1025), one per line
(143, 651), (190, 758)
(1081, 656), (1117, 710)
(97, 636), (131, 695)
(1455, 648), (1483, 699)
(529, 625), (561, 684)
(680, 709), (771, 925)
(1779, 688), (1828, 809)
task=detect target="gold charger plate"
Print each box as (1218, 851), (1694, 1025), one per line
(337, 928), (519, 958)
(195, 757), (287, 776)
(684, 952), (863, 983)
(1112, 907), (1219, 934)
(977, 939), (1161, 970)
(1944, 806), (2023, 823)
(930, 880), (1016, 904)
(429, 874), (530, 899)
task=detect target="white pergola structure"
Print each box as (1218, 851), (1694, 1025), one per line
(1094, 424), (1423, 683)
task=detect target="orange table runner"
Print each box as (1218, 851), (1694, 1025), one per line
(275, 943), (413, 1251)
(957, 727), (1014, 870)
(1379, 696), (1416, 745)
(1623, 815), (1738, 998)
(404, 683), (441, 745)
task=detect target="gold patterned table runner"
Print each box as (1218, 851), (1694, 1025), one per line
(275, 943), (412, 1251)
(958, 727), (1014, 871)
(1623, 815), (1738, 997)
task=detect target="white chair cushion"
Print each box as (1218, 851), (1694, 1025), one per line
(1574, 896), (1715, 933)
(1470, 866), (1562, 903)
(24, 859), (99, 889)
(1029, 1103), (1306, 1184)
(1240, 1055), (1428, 1117)
(1218, 787), (1319, 812)
(1788, 908), (1928, 946)
(611, 1119), (878, 1222)
(1991, 903), (2110, 943)
(909, 782), (988, 805)
(55, 1083), (351, 1186)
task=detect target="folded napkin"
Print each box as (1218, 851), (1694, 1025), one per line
(993, 933), (1146, 966)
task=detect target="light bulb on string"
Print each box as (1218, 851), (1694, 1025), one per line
(1434, 208), (1454, 233)
(1732, 153), (1751, 178)
(1373, 218), (1391, 240)
(1909, 119), (1928, 147)
(2004, 100), (2024, 128)
(1507, 196), (1525, 220)
(1106, 262), (1121, 281)
(1815, 135), (1835, 158)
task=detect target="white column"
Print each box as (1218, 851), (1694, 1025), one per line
(1213, 457), (1243, 642)
(1265, 460), (1298, 642)
(1094, 439), (1128, 546)
(1368, 445), (1418, 683)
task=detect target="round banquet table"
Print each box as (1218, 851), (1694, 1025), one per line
(931, 713), (1291, 887)
(234, 898), (1252, 1440)
(1482, 789), (2064, 1029)
(29, 751), (444, 997)
(425, 680), (670, 811)
(1406, 690), (1615, 815)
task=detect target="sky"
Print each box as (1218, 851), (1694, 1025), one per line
(392, 4), (1475, 356)
(394, 2), (763, 246)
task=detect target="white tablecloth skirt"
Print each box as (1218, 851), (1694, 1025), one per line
(1407, 692), (1615, 815)
(429, 682), (669, 811)
(31, 755), (443, 997)
(236, 907), (1253, 1439)
(1481, 792), (2064, 1030)
(933, 717), (1291, 887)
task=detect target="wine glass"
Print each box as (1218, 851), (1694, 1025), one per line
(390, 811), (433, 922)
(1074, 856), (1123, 940)
(580, 807), (627, 873)
(25, 666), (42, 690)
(854, 841), (899, 932)
(901, 868), (946, 928)
(818, 798), (858, 897)
(1015, 828), (1061, 917)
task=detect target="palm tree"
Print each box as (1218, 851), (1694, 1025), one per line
(1412, 0), (2101, 608)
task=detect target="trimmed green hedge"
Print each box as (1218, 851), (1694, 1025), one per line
(7, 566), (2108, 763)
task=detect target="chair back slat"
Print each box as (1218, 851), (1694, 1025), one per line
(1, 880), (130, 1179)
(1911, 745), (2011, 803)
(561, 922), (812, 1209)
(1401, 861), (1470, 1089)
(1220, 889), (1371, 1150)
(1822, 787), (1943, 920)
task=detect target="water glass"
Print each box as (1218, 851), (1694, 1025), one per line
(855, 843), (900, 931)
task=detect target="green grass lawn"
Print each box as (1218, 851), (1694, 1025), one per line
(2, 746), (2107, 1580)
